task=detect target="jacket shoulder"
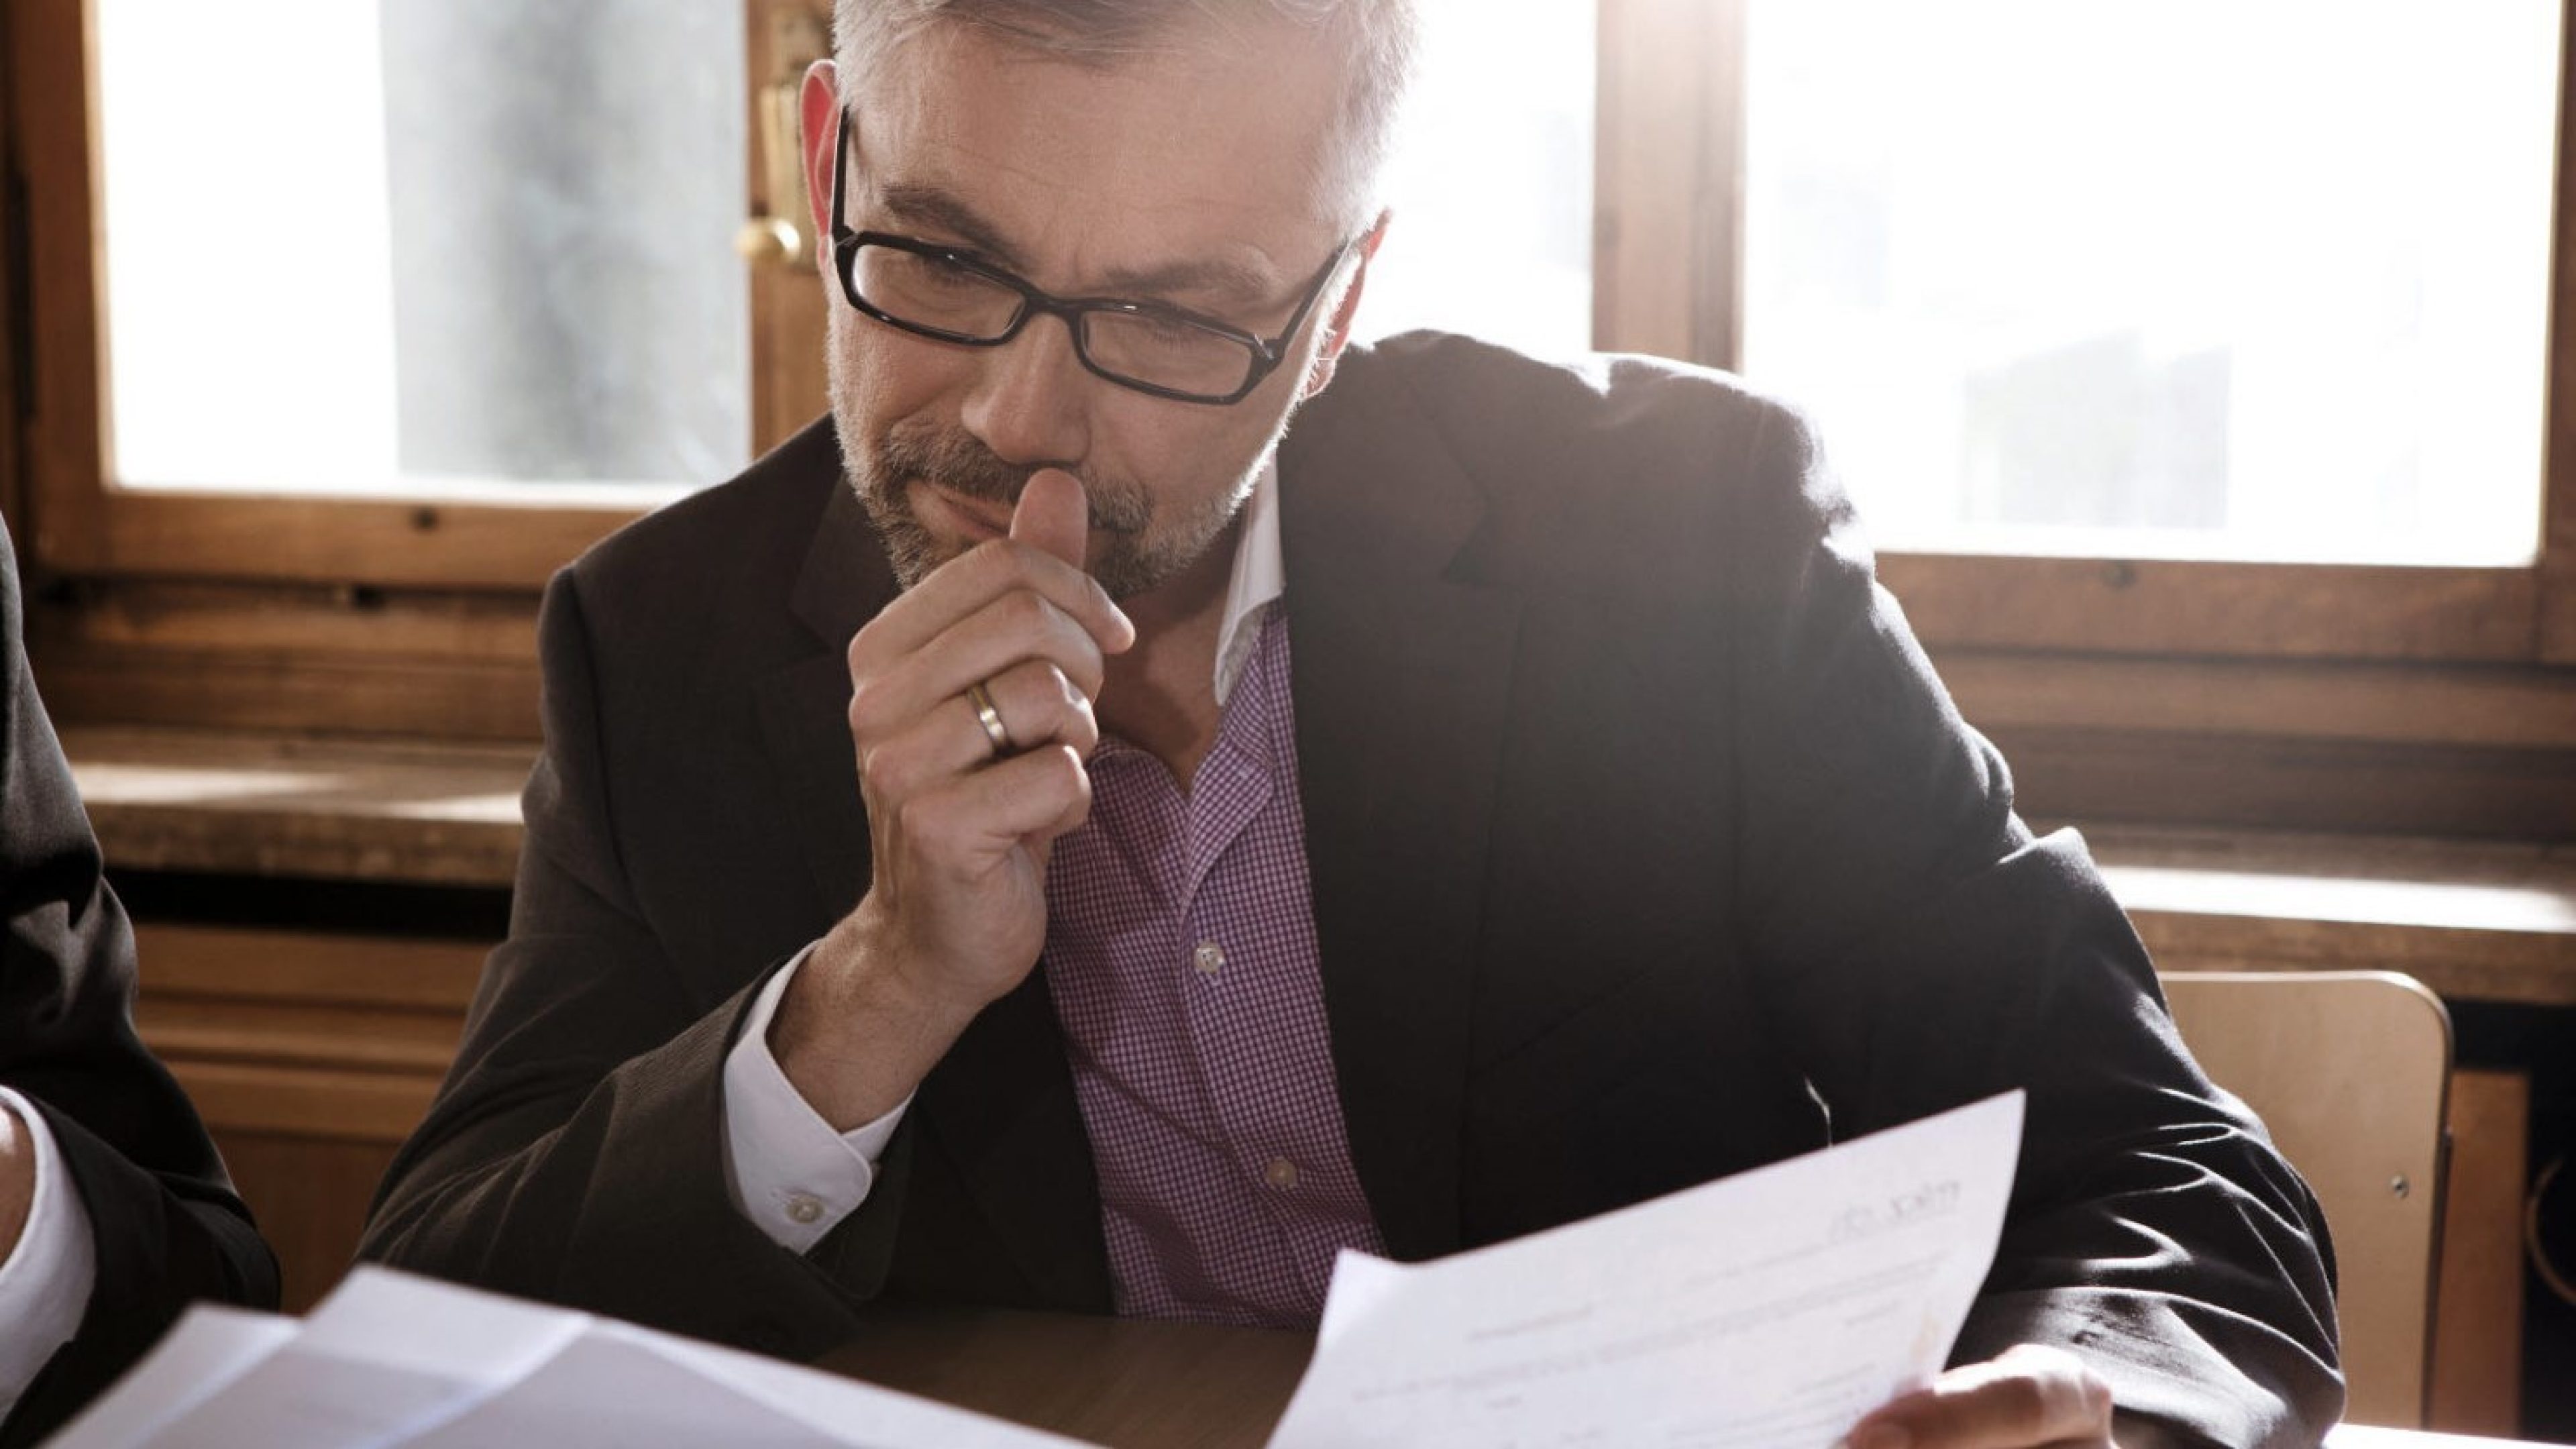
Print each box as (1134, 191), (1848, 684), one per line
(551, 416), (846, 674)
(1313, 331), (1841, 599)
(1332, 330), (1815, 480)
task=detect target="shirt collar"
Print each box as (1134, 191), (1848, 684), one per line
(1212, 458), (1285, 706)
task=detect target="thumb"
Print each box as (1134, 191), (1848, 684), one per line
(1010, 468), (1091, 572)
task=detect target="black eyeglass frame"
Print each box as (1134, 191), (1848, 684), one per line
(827, 107), (1354, 406)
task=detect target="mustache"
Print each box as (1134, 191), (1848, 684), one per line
(875, 427), (1142, 534)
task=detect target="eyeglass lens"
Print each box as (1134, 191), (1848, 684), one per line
(850, 242), (1258, 399)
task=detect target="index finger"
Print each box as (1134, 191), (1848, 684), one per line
(867, 537), (1136, 661)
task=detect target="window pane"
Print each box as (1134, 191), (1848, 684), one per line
(1743, 1), (2559, 566)
(1356, 0), (1595, 358)
(99, 1), (749, 496)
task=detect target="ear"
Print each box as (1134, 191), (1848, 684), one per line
(1302, 211), (1392, 400)
(800, 60), (843, 277)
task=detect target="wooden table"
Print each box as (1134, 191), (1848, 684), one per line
(823, 1309), (1311, 1449)
(820, 1309), (2542, 1449)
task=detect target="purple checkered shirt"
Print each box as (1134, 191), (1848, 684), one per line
(1042, 602), (1388, 1326)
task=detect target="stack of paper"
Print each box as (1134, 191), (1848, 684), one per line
(40, 1269), (1095, 1449)
(44, 1092), (2021, 1448)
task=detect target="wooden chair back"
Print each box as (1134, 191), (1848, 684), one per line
(2157, 970), (2451, 1429)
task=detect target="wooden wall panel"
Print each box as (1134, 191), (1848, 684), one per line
(2431, 1069), (2530, 1435)
(133, 924), (486, 1313)
(209, 1133), (405, 1315)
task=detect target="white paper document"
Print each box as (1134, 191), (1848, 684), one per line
(1265, 1090), (2025, 1448)
(42, 1268), (1097, 1449)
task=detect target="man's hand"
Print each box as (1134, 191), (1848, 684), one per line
(1841, 1345), (2115, 1449)
(771, 470), (1135, 1130)
(0, 1102), (35, 1265)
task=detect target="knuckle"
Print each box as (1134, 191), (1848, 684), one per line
(1046, 743), (1089, 795)
(1057, 751), (1094, 821)
(1993, 1375), (2049, 1436)
(845, 678), (892, 740)
(1002, 587), (1055, 633)
(2078, 1367), (2114, 1421)
(856, 744), (910, 802)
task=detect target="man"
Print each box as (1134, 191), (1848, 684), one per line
(0, 521), (280, 1448)
(364, 3), (2342, 1444)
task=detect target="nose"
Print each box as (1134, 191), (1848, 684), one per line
(959, 312), (1092, 470)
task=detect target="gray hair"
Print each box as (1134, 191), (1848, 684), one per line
(833, 0), (1419, 230)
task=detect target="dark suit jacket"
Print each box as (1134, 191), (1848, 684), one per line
(0, 523), (278, 1449)
(364, 333), (2341, 1445)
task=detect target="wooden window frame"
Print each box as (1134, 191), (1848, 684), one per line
(1594, 0), (2576, 666)
(1589, 0), (2576, 835)
(8, 0), (2576, 830)
(3, 0), (828, 741)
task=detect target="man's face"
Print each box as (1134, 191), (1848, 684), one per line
(810, 19), (1367, 599)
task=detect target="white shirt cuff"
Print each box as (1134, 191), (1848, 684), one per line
(0, 1085), (99, 1422)
(720, 943), (911, 1254)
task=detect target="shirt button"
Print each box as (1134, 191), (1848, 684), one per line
(1265, 1158), (1299, 1191)
(1193, 941), (1227, 976)
(785, 1193), (824, 1226)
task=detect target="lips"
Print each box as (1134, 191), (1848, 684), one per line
(922, 485), (1012, 540)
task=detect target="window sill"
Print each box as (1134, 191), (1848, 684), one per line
(60, 727), (2576, 1006)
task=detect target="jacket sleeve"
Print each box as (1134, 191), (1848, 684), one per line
(0, 524), (278, 1449)
(1721, 402), (2344, 1447)
(359, 566), (907, 1362)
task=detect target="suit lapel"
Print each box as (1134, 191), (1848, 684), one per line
(753, 471), (1110, 1307)
(1281, 370), (1522, 1263)
(755, 480), (892, 922)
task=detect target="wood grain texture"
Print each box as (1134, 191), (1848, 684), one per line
(2090, 825), (2576, 1006)
(822, 1309), (1313, 1449)
(91, 491), (647, 592)
(1993, 727), (2576, 843)
(133, 924), (487, 1010)
(2428, 1069), (2528, 1436)
(1941, 651), (2576, 751)
(749, 0), (833, 455)
(1592, 0), (1738, 365)
(35, 578), (541, 661)
(11, 0), (110, 574)
(208, 1133), (399, 1314)
(127, 924), (484, 1311)
(2542, 0), (2576, 665)
(1886, 556), (2542, 663)
(32, 639), (543, 744)
(1, 0), (23, 546)
(67, 727), (531, 885)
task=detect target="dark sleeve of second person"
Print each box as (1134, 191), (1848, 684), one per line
(1717, 402), (2344, 1448)
(0, 521), (279, 1449)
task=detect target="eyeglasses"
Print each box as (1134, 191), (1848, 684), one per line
(827, 108), (1354, 405)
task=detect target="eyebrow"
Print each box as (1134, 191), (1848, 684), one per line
(871, 181), (1289, 315)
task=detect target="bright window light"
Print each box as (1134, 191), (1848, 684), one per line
(1743, 0), (2560, 566)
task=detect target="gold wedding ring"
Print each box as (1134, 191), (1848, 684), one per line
(965, 680), (1014, 756)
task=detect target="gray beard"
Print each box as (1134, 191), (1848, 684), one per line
(847, 417), (1261, 601)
